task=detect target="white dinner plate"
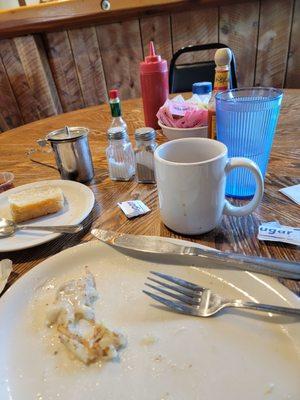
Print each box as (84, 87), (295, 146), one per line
(0, 180), (95, 252)
(0, 240), (299, 400)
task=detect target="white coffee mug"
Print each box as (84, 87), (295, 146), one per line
(154, 138), (264, 235)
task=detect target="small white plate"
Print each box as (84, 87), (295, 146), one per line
(0, 240), (299, 399)
(0, 180), (95, 252)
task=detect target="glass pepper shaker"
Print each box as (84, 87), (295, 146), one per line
(134, 127), (157, 183)
(106, 127), (135, 181)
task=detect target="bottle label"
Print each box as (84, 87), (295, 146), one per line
(211, 114), (216, 139)
(208, 109), (217, 140)
(110, 101), (121, 117)
(214, 69), (230, 91)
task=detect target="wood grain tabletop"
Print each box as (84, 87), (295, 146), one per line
(0, 90), (299, 296)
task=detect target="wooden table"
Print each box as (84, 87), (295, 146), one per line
(0, 90), (299, 296)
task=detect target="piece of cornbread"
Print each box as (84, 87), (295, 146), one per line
(8, 186), (64, 223)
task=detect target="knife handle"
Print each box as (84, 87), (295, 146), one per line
(188, 247), (300, 280)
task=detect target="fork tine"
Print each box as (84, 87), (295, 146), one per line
(145, 283), (200, 305)
(150, 271), (204, 292)
(147, 277), (200, 299)
(143, 290), (196, 315)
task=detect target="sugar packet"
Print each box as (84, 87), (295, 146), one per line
(156, 95), (208, 128)
(118, 200), (150, 219)
(258, 222), (300, 246)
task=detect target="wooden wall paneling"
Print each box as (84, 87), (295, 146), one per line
(171, 7), (218, 64)
(219, 2), (259, 87)
(0, 0), (257, 39)
(0, 35), (62, 124)
(255, 0), (294, 88)
(285, 0), (300, 88)
(96, 20), (144, 100)
(43, 30), (85, 112)
(140, 15), (173, 63)
(68, 27), (108, 107)
(0, 55), (23, 132)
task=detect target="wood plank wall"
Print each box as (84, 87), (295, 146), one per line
(0, 0), (299, 132)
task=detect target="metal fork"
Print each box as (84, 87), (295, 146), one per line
(143, 271), (300, 317)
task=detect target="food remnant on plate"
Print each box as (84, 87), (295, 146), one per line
(174, 326), (187, 335)
(8, 186), (64, 223)
(140, 334), (158, 346)
(153, 354), (163, 362)
(264, 383), (275, 395)
(46, 268), (126, 364)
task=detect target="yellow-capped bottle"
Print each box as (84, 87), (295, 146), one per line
(208, 48), (232, 140)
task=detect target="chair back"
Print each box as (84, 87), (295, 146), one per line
(169, 43), (237, 93)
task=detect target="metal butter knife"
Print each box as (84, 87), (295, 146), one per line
(91, 229), (300, 280)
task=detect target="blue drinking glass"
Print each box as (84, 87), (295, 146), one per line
(216, 88), (283, 198)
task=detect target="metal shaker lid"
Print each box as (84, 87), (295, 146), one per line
(107, 127), (127, 140)
(46, 126), (89, 142)
(135, 127), (156, 141)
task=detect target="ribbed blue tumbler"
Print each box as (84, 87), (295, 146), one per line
(216, 88), (283, 198)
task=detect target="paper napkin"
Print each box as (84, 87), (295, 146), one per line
(279, 184), (300, 205)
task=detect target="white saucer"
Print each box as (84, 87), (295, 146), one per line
(0, 180), (95, 252)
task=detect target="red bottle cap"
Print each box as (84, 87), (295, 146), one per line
(140, 41), (168, 74)
(109, 89), (118, 99)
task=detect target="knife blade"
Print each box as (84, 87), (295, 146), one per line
(91, 229), (300, 280)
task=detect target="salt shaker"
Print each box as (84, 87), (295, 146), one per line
(134, 127), (157, 183)
(106, 127), (135, 181)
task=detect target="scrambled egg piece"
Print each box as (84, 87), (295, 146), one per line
(46, 268), (126, 364)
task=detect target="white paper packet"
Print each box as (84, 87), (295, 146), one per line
(258, 222), (300, 246)
(118, 200), (150, 219)
(0, 259), (13, 294)
(279, 184), (300, 205)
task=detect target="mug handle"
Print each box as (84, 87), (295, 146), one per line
(223, 157), (264, 217)
(26, 139), (57, 171)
